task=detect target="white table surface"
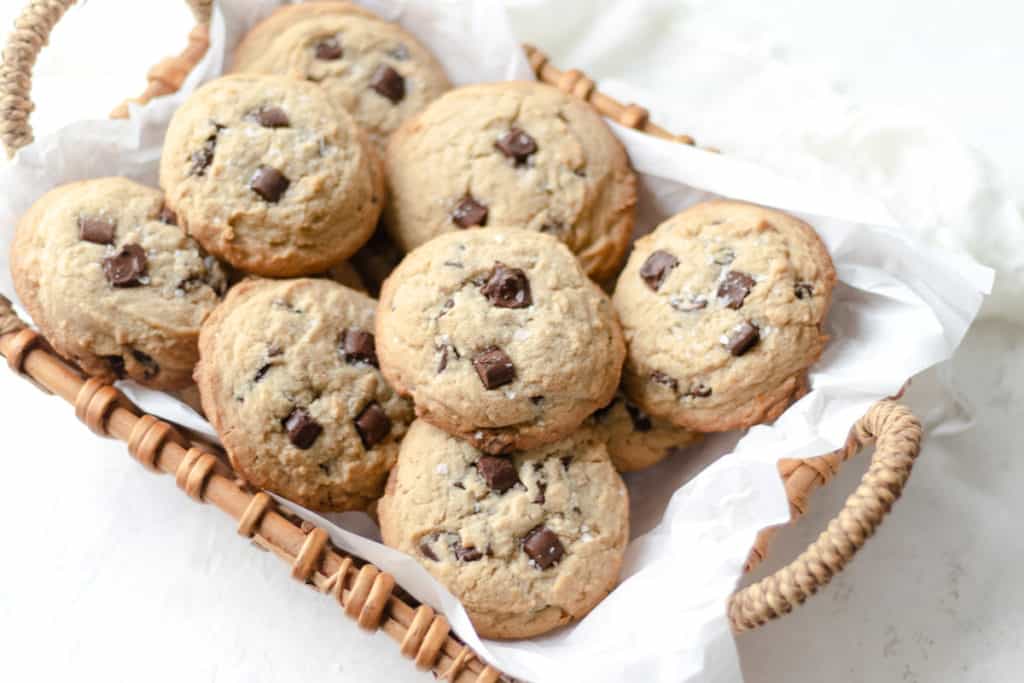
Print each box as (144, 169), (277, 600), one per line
(1, 2), (1022, 682)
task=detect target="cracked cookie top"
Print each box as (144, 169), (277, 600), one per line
(195, 277), (413, 511)
(160, 74), (383, 277)
(375, 228), (625, 454)
(382, 81), (637, 281)
(229, 1), (450, 149)
(613, 200), (835, 432)
(10, 178), (226, 390)
(378, 419), (629, 639)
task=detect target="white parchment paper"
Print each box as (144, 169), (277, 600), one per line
(0, 2), (993, 682)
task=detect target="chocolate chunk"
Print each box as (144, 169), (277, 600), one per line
(560, 455), (572, 470)
(355, 402), (391, 448)
(253, 364), (271, 382)
(472, 346), (515, 389)
(314, 37), (342, 60)
(533, 481), (547, 505)
(78, 216), (115, 245)
(480, 263), (532, 308)
(157, 204), (178, 226)
(718, 271), (756, 309)
(453, 541), (483, 562)
(724, 321), (760, 356)
(687, 383), (713, 398)
(670, 295), (708, 312)
(284, 408), (322, 449)
(341, 329), (378, 367)
(476, 455), (518, 493)
(250, 165), (290, 202)
(451, 195), (488, 228)
(369, 64), (405, 103)
(639, 250), (678, 291)
(104, 355), (126, 378)
(103, 244), (148, 287)
(624, 402), (652, 432)
(523, 526), (564, 569)
(419, 537), (439, 561)
(130, 350), (159, 380)
(795, 282), (814, 299)
(651, 370), (678, 392)
(713, 247), (735, 265)
(494, 127), (537, 165)
(254, 106), (290, 128)
(188, 126), (222, 177)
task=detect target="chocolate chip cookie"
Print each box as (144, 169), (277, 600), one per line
(376, 228), (625, 454)
(382, 81), (638, 281)
(160, 74), (383, 277)
(613, 200), (835, 432)
(229, 1), (450, 149)
(10, 178), (227, 390)
(588, 393), (702, 472)
(195, 278), (413, 511)
(378, 420), (629, 639)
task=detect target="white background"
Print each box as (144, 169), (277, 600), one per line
(1, 1), (1022, 681)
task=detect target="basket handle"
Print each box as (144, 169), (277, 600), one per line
(0, 0), (213, 157)
(728, 400), (922, 631)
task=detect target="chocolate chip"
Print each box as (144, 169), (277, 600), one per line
(284, 408), (322, 449)
(103, 244), (148, 287)
(651, 370), (678, 392)
(718, 271), (756, 309)
(188, 126), (222, 177)
(341, 329), (378, 367)
(724, 321), (760, 356)
(480, 263), (532, 308)
(104, 355), (126, 378)
(355, 402), (391, 448)
(253, 364), (271, 382)
(419, 537), (439, 561)
(713, 247), (735, 265)
(495, 127), (537, 165)
(472, 347), (515, 389)
(795, 282), (814, 299)
(157, 205), (178, 226)
(79, 216), (116, 245)
(687, 383), (713, 398)
(250, 165), (290, 202)
(476, 455), (518, 493)
(436, 343), (459, 373)
(624, 402), (652, 432)
(639, 250), (678, 291)
(453, 541), (483, 562)
(533, 481), (547, 505)
(451, 195), (488, 228)
(529, 395), (544, 405)
(560, 455), (572, 470)
(130, 350), (159, 380)
(523, 526), (564, 569)
(437, 299), (455, 318)
(369, 64), (405, 103)
(670, 295), (707, 312)
(315, 37), (342, 60)
(254, 106), (290, 128)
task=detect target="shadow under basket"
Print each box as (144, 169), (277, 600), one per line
(0, 2), (923, 680)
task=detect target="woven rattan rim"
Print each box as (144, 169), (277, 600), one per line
(0, 1), (924, 676)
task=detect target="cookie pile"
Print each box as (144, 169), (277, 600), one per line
(8, 2), (835, 641)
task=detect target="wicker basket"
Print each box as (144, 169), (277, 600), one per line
(0, 2), (923, 680)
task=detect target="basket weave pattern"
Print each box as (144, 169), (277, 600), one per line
(0, 1), (924, 679)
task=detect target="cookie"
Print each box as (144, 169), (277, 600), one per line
(230, 1), (451, 149)
(10, 178), (227, 390)
(378, 420), (629, 639)
(376, 227), (625, 454)
(588, 393), (702, 472)
(195, 278), (414, 511)
(612, 200), (835, 432)
(160, 74), (383, 277)
(383, 81), (638, 281)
